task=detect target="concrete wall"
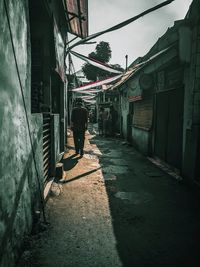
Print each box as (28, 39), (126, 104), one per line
(51, 114), (60, 169)
(120, 94), (129, 139)
(0, 0), (44, 266)
(132, 127), (150, 155)
(182, 16), (200, 182)
(59, 83), (66, 152)
(120, 91), (150, 155)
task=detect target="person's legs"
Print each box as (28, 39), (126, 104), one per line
(103, 120), (106, 136)
(98, 121), (103, 136)
(99, 128), (103, 136)
(79, 131), (85, 155)
(111, 121), (115, 136)
(73, 130), (79, 153)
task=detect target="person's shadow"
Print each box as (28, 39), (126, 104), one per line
(61, 153), (81, 171)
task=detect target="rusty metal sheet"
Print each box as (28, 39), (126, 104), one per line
(65, 0), (88, 38)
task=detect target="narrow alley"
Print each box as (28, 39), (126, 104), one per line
(20, 126), (200, 267)
(2, 1), (200, 267)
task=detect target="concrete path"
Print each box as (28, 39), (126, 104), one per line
(21, 126), (200, 267)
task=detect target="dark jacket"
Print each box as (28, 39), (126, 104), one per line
(71, 106), (88, 131)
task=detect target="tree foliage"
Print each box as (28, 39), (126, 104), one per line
(94, 41), (111, 62)
(82, 41), (113, 82)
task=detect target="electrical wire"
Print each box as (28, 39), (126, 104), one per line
(68, 0), (175, 51)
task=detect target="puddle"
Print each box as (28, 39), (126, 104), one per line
(115, 191), (153, 204)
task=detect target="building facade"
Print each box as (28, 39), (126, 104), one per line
(111, 0), (200, 184)
(0, 0), (88, 265)
(181, 0), (200, 184)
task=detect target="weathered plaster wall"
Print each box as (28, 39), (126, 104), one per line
(0, 0), (43, 266)
(59, 84), (66, 151)
(181, 0), (200, 182)
(132, 127), (149, 155)
(182, 22), (200, 181)
(121, 95), (129, 139)
(51, 114), (60, 170)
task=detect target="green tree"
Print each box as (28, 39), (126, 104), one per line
(95, 41), (111, 62)
(82, 41), (112, 82)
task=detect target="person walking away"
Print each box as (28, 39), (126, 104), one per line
(98, 107), (104, 136)
(105, 109), (112, 136)
(101, 109), (108, 136)
(110, 105), (118, 136)
(71, 98), (88, 156)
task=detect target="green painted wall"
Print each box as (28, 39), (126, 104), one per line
(121, 95), (129, 139)
(132, 127), (150, 155)
(182, 22), (200, 182)
(51, 114), (60, 171)
(0, 0), (43, 265)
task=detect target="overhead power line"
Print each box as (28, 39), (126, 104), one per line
(68, 0), (175, 51)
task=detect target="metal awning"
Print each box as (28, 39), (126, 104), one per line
(111, 45), (177, 91)
(64, 0), (88, 38)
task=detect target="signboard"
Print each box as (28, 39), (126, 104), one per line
(65, 0), (88, 38)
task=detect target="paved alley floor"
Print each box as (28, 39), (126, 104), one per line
(22, 127), (200, 267)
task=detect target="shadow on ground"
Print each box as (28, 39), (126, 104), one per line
(93, 134), (200, 267)
(61, 153), (80, 171)
(59, 167), (101, 184)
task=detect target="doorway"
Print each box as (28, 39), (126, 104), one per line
(154, 87), (184, 169)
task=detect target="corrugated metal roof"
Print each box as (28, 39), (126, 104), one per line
(110, 66), (139, 90)
(65, 0), (88, 38)
(110, 45), (174, 91)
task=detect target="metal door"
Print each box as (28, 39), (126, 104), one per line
(154, 87), (183, 169)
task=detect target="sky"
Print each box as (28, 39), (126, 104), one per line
(68, 0), (193, 72)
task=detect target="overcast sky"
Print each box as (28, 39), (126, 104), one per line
(69, 0), (193, 71)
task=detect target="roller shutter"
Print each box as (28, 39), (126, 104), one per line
(133, 96), (153, 130)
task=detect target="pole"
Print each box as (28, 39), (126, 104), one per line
(125, 55), (128, 71)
